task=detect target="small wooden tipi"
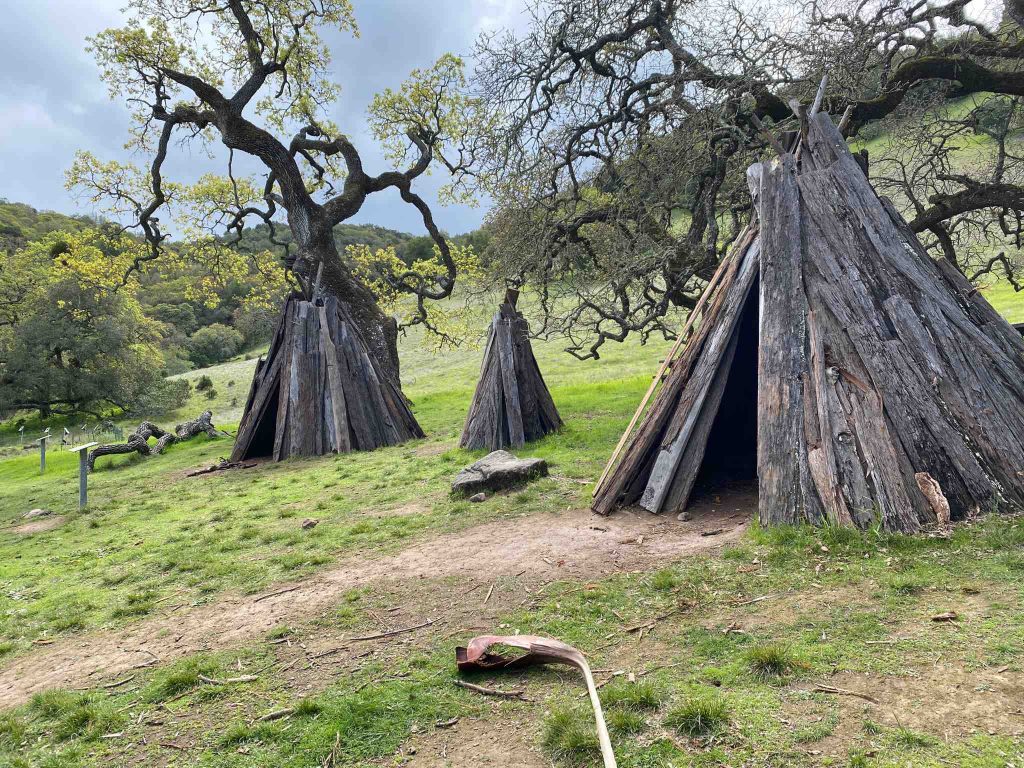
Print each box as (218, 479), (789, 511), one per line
(593, 111), (1024, 533)
(459, 289), (562, 451)
(231, 293), (423, 462)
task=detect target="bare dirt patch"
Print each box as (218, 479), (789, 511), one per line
(0, 497), (748, 708)
(398, 712), (548, 767)
(6, 515), (66, 536)
(791, 665), (1024, 758)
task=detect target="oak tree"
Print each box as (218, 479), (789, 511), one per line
(70, 0), (481, 386)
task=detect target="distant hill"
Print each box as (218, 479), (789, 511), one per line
(0, 200), (94, 253)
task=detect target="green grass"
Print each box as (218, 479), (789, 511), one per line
(2, 514), (1023, 766)
(980, 278), (1024, 323)
(0, 315), (677, 649)
(664, 691), (731, 736)
(599, 679), (666, 711)
(2, 286), (1024, 767)
(746, 643), (801, 680)
(542, 706), (603, 766)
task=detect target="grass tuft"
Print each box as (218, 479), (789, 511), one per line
(664, 692), (730, 737)
(887, 575), (926, 596)
(599, 679), (666, 712)
(28, 690), (123, 741)
(294, 697), (322, 717)
(746, 642), (799, 679)
(142, 656), (223, 702)
(541, 706), (602, 766)
(891, 727), (936, 748)
(649, 569), (680, 591)
(606, 708), (646, 736)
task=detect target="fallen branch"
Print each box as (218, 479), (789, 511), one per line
(198, 674), (258, 685)
(813, 683), (880, 705)
(253, 585), (302, 603)
(623, 602), (693, 633)
(733, 592), (786, 606)
(186, 459), (257, 477)
(257, 707), (295, 722)
(350, 619), (434, 642)
(89, 411), (217, 472)
(453, 679), (529, 700)
(310, 646), (349, 660)
(101, 675), (137, 689)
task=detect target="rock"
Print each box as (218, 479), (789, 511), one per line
(676, 510), (692, 522)
(452, 450), (548, 496)
(469, 492), (487, 503)
(23, 508), (51, 519)
(301, 518), (319, 530)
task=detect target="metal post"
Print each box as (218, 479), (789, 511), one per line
(79, 451), (87, 507)
(39, 437), (47, 473)
(70, 443), (98, 511)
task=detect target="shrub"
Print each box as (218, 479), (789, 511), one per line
(195, 375), (214, 391)
(188, 323), (244, 368)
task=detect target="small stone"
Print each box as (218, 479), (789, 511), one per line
(301, 518), (319, 529)
(23, 508), (51, 519)
(469, 492), (486, 503)
(676, 510), (691, 522)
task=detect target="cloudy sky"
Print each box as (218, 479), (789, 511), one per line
(0, 0), (528, 235)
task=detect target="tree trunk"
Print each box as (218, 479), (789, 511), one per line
(288, 215), (402, 386)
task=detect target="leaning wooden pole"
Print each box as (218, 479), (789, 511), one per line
(592, 239), (742, 497)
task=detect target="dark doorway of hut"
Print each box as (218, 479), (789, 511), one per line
(686, 277), (760, 510)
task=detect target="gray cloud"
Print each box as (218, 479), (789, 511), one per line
(0, 0), (527, 235)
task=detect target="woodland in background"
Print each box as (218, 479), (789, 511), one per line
(0, 198), (488, 419)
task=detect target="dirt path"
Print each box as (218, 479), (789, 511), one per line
(0, 500), (749, 708)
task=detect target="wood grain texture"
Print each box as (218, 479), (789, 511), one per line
(231, 294), (423, 462)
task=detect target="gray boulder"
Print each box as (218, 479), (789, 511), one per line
(23, 508), (51, 519)
(452, 450), (548, 496)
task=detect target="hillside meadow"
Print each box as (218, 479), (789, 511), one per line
(0, 290), (1023, 767)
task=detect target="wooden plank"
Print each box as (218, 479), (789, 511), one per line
(495, 316), (526, 447)
(592, 232), (751, 515)
(757, 154), (816, 525)
(593, 228), (750, 498)
(318, 304), (351, 452)
(640, 239), (761, 514)
(658, 307), (743, 514)
(805, 310), (853, 527)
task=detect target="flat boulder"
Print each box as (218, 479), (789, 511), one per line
(452, 450), (548, 496)
(23, 508), (51, 519)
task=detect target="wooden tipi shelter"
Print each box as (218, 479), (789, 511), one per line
(593, 111), (1024, 533)
(231, 292), (423, 462)
(459, 289), (563, 451)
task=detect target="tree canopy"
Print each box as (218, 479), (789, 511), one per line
(66, 0), (486, 382)
(0, 228), (188, 417)
(474, 0), (1024, 358)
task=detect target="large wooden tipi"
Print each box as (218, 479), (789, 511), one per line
(593, 112), (1024, 533)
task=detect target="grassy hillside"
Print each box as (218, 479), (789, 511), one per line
(980, 279), (1024, 324)
(0, 297), (1022, 767)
